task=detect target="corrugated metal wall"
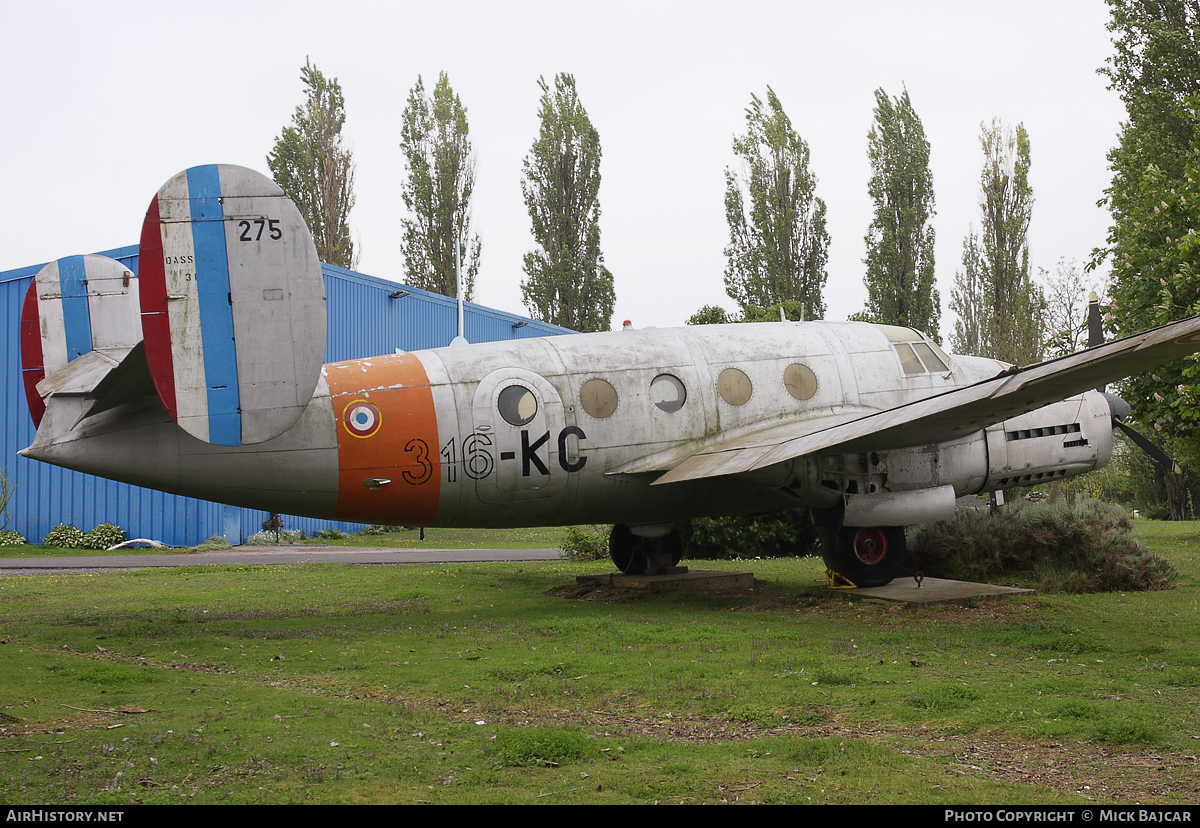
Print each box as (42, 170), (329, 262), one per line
(0, 246), (572, 546)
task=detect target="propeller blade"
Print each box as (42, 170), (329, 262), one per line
(1089, 291), (1106, 393)
(1088, 291), (1104, 349)
(1115, 420), (1183, 475)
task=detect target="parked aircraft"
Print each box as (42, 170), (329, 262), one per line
(19, 165), (1200, 585)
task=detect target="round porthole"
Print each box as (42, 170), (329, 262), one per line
(580, 378), (618, 419)
(784, 363), (818, 401)
(498, 385), (538, 426)
(717, 367), (752, 406)
(650, 374), (687, 413)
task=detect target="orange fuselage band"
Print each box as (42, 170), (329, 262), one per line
(326, 353), (440, 525)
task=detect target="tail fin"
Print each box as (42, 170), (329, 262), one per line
(20, 255), (141, 427)
(138, 164), (326, 446)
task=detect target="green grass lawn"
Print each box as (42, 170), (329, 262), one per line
(1, 521), (1198, 804)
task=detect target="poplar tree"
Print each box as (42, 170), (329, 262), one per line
(863, 87), (939, 340)
(267, 58), (357, 269)
(520, 74), (615, 332)
(950, 120), (1044, 364)
(724, 87), (829, 319)
(400, 72), (481, 299)
(949, 229), (985, 356)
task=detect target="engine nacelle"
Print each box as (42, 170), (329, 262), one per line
(788, 391), (1114, 525)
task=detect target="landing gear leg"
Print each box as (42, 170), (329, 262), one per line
(609, 524), (683, 575)
(820, 524), (906, 587)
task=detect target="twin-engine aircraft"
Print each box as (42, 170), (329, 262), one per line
(19, 165), (1200, 586)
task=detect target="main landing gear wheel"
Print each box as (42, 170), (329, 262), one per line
(609, 524), (683, 575)
(821, 525), (906, 587)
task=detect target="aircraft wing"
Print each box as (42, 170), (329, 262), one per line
(654, 313), (1200, 486)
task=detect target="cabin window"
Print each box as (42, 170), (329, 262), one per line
(717, 368), (752, 406)
(498, 385), (538, 426)
(580, 378), (618, 419)
(784, 363), (818, 400)
(650, 373), (687, 412)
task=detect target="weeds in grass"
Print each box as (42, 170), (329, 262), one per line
(487, 727), (594, 767)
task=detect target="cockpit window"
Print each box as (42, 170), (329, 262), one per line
(894, 343), (925, 376)
(873, 324), (951, 376)
(912, 341), (949, 373)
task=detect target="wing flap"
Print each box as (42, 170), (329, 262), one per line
(654, 314), (1200, 486)
(611, 410), (868, 476)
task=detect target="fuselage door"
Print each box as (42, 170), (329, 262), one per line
(471, 368), (567, 504)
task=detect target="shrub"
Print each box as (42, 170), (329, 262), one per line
(360, 524), (405, 535)
(83, 522), (126, 550)
(0, 466), (15, 531)
(0, 529), (26, 546)
(44, 524), (86, 549)
(559, 525), (610, 561)
(908, 498), (1175, 592)
(680, 508), (822, 560)
(185, 535), (233, 552)
(315, 527), (344, 539)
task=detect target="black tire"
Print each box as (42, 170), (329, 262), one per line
(610, 524), (642, 574)
(821, 525), (906, 587)
(610, 524), (683, 574)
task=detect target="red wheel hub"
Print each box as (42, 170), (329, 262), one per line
(852, 528), (887, 565)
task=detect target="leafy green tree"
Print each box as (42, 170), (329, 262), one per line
(686, 305), (735, 325)
(267, 58), (357, 269)
(724, 87), (829, 319)
(520, 74), (615, 333)
(863, 87), (940, 341)
(949, 229), (985, 355)
(685, 300), (808, 326)
(400, 72), (480, 299)
(1097, 0), (1200, 518)
(950, 120), (1044, 364)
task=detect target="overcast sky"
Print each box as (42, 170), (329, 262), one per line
(1, 0), (1127, 338)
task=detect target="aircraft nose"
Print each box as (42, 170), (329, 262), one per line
(1103, 391), (1131, 423)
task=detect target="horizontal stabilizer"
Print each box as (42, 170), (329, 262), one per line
(139, 164), (326, 446)
(20, 255), (140, 427)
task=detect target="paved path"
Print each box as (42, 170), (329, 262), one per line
(0, 545), (563, 575)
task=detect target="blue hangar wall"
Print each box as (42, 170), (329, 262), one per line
(0, 245), (573, 546)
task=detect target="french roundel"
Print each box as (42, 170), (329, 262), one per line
(343, 400), (382, 438)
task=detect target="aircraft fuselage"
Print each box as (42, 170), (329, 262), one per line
(23, 320), (1114, 532)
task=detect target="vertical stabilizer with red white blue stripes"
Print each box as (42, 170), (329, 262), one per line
(139, 164), (326, 446)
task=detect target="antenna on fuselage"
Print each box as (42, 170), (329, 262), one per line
(449, 238), (468, 347)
